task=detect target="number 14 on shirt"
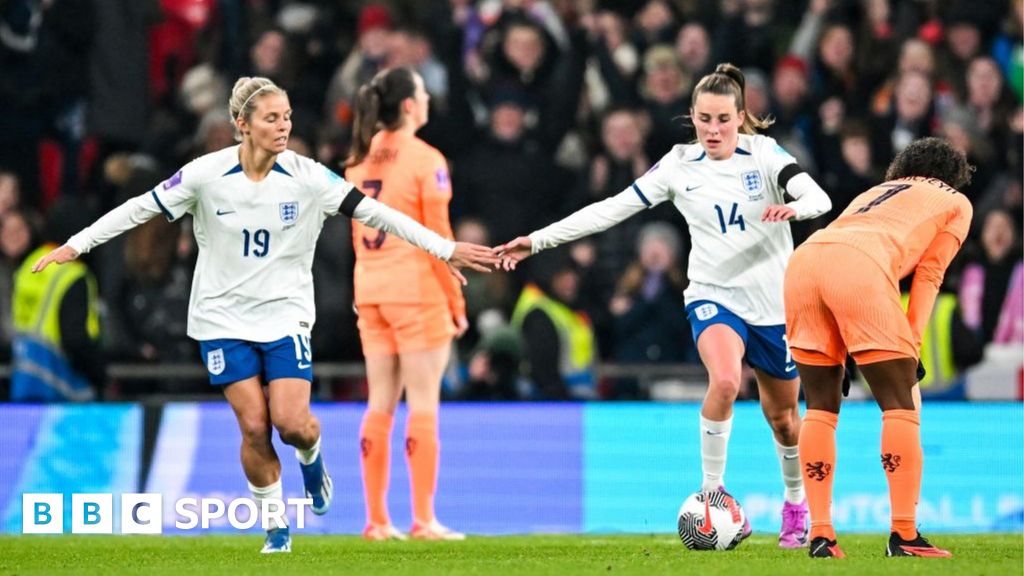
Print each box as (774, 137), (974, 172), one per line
(715, 202), (746, 234)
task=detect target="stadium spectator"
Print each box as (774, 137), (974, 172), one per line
(11, 198), (103, 402)
(86, 0), (160, 197)
(832, 121), (882, 209)
(870, 38), (954, 119)
(461, 318), (524, 401)
(786, 137), (974, 558)
(960, 209), (1024, 346)
(0, 207), (41, 365)
(608, 222), (693, 399)
(870, 71), (936, 163)
(498, 64), (834, 547)
(344, 67), (473, 542)
(452, 218), (515, 359)
(0, 171), (22, 219)
(900, 285), (982, 399)
(324, 3), (394, 137)
(766, 55), (814, 168)
(675, 22), (713, 79)
(938, 10), (987, 102)
(581, 10), (639, 112)
(385, 27), (449, 103)
(638, 45), (691, 159)
(579, 108), (653, 305)
(452, 90), (569, 245)
(631, 0), (679, 53)
(511, 248), (596, 400)
(30, 76), (497, 552)
(963, 56), (1016, 171)
(710, 0), (779, 74)
(105, 213), (195, 396)
(477, 15), (587, 154)
(809, 23), (862, 113)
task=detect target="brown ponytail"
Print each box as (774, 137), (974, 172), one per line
(345, 67), (418, 167)
(691, 62), (774, 135)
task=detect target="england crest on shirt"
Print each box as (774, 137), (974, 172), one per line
(207, 348), (225, 375)
(741, 170), (763, 200)
(280, 201), (298, 223)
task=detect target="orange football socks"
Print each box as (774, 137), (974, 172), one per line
(360, 410), (394, 527)
(881, 409), (922, 540)
(800, 409), (838, 541)
(406, 411), (439, 525)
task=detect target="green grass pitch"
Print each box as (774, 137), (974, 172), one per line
(1, 533), (1021, 575)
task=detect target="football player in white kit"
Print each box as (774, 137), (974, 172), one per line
(31, 77), (499, 553)
(498, 64), (832, 547)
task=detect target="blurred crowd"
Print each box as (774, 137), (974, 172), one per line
(0, 0), (1020, 401)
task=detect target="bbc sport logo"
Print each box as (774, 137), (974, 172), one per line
(22, 493), (313, 534)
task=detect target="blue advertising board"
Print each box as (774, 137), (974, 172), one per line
(0, 401), (1020, 534)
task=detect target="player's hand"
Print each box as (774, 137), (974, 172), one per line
(32, 245), (80, 273)
(453, 314), (469, 339)
(496, 236), (532, 271)
(447, 242), (500, 285)
(761, 205), (797, 223)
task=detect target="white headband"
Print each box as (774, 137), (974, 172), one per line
(236, 83), (275, 121)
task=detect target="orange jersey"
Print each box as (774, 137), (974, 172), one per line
(805, 177), (972, 282)
(345, 131), (465, 316)
(804, 176), (972, 348)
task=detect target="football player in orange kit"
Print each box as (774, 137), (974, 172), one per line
(784, 138), (974, 558)
(345, 67), (467, 541)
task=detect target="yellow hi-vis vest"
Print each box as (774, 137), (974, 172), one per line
(511, 284), (596, 398)
(11, 244), (100, 401)
(901, 292), (958, 391)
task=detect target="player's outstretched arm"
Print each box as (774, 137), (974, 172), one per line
(446, 242), (503, 285)
(31, 245), (81, 273)
(350, 196), (500, 282)
(496, 236), (532, 271)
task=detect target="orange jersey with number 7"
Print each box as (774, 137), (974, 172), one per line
(345, 130), (465, 316)
(797, 176), (972, 352)
(804, 176), (972, 280)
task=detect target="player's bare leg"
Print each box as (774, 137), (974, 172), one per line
(696, 325), (744, 487)
(695, 325), (750, 539)
(268, 378), (331, 518)
(224, 377), (289, 552)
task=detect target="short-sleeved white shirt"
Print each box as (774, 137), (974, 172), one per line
(629, 134), (800, 325)
(151, 146), (354, 341)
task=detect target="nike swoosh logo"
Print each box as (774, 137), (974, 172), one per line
(216, 209), (235, 216)
(697, 498), (714, 535)
(783, 454), (799, 460)
(298, 363), (311, 369)
(785, 364), (796, 372)
(686, 185), (702, 191)
(704, 430), (726, 437)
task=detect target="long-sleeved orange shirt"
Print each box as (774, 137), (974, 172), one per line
(345, 130), (465, 318)
(805, 176), (973, 348)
